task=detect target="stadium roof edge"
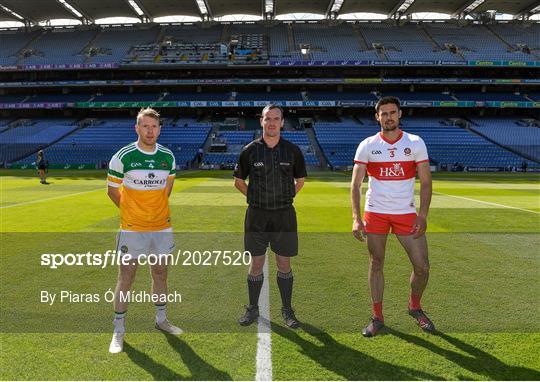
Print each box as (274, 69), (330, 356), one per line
(1, 0), (539, 25)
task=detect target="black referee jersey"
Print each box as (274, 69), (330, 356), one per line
(233, 137), (307, 210)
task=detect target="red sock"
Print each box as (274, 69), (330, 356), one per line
(372, 301), (383, 321)
(409, 293), (422, 310)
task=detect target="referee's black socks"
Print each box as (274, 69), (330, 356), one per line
(247, 273), (264, 307)
(277, 270), (294, 309)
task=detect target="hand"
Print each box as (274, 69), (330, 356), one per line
(352, 219), (366, 242)
(412, 215), (427, 239)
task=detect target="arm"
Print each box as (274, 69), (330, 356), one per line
(107, 185), (121, 208)
(351, 163), (367, 242)
(413, 162), (432, 239)
(294, 177), (305, 194)
(234, 177), (248, 196)
(166, 176), (175, 197)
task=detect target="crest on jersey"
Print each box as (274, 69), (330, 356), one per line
(404, 147), (411, 156)
(161, 161), (168, 168)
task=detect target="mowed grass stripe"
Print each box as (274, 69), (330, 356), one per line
(434, 191), (540, 214)
(0, 188), (103, 209)
(1, 170), (539, 380)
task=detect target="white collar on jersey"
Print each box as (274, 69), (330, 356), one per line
(136, 140), (158, 155)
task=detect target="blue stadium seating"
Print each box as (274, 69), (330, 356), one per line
(292, 23), (378, 61)
(1, 22), (538, 65)
(307, 91), (378, 101)
(424, 23), (534, 61)
(314, 118), (534, 168)
(0, 95), (28, 103)
(381, 92), (455, 101)
(92, 93), (160, 102)
(0, 119), (78, 163)
(454, 92), (527, 101)
(489, 23), (540, 56)
(19, 29), (97, 65)
(236, 92), (302, 101)
(281, 131), (319, 165)
(360, 24), (457, 61)
(162, 92), (232, 101)
(526, 92), (540, 101)
(86, 26), (159, 64)
(0, 30), (42, 66)
(26, 93), (92, 103)
(468, 118), (540, 160)
(13, 119), (210, 167)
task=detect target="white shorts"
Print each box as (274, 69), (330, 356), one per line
(116, 228), (175, 260)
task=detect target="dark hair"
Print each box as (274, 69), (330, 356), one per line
(261, 104), (284, 119)
(375, 96), (401, 113)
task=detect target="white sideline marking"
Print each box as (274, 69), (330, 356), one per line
(0, 189), (102, 209)
(255, 258), (272, 381)
(434, 191), (540, 215)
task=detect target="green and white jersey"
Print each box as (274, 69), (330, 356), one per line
(108, 142), (176, 231)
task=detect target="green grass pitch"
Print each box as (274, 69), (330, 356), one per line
(1, 169), (539, 380)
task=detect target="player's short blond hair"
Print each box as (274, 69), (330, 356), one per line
(136, 107), (160, 125)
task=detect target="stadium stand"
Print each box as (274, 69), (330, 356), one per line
(281, 130), (319, 165)
(488, 23), (540, 58)
(314, 117), (536, 168)
(380, 91), (455, 101)
(0, 119), (79, 163)
(423, 23), (534, 61)
(1, 22), (539, 65)
(468, 118), (540, 161)
(292, 23), (378, 61)
(307, 91), (378, 101)
(360, 23), (457, 61)
(236, 91), (303, 101)
(86, 26), (160, 64)
(162, 92), (233, 101)
(25, 93), (93, 103)
(92, 92), (160, 102)
(18, 28), (97, 65)
(0, 29), (42, 66)
(454, 92), (528, 101)
(13, 118), (211, 168)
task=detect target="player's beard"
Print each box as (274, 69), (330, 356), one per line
(382, 121), (398, 131)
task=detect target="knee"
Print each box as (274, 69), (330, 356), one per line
(369, 256), (384, 273)
(414, 263), (430, 277)
(151, 266), (168, 282)
(276, 263), (291, 274)
(117, 275), (135, 290)
(249, 257), (265, 275)
(275, 257), (291, 274)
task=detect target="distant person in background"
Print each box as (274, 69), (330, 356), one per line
(521, 161), (528, 173)
(36, 150), (49, 184)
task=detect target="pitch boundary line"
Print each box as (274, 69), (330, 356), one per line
(255, 258), (272, 381)
(434, 191), (540, 215)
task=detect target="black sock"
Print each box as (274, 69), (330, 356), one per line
(277, 270), (294, 309)
(247, 273), (264, 307)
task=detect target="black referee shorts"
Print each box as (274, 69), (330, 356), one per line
(244, 205), (298, 257)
